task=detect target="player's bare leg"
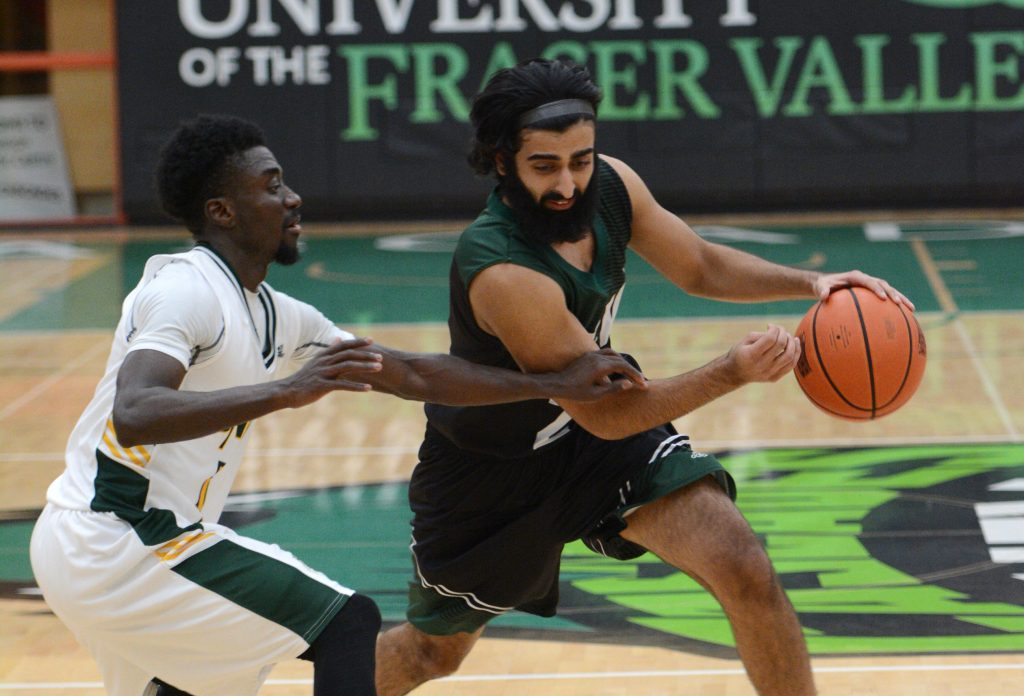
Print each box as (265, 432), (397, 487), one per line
(375, 623), (483, 696)
(621, 476), (816, 696)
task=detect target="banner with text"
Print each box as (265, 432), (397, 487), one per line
(0, 96), (76, 221)
(117, 1), (1024, 221)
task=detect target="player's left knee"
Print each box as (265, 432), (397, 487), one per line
(715, 539), (781, 602)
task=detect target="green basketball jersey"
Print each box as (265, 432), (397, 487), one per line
(426, 158), (633, 457)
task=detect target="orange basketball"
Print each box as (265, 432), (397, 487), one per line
(794, 286), (926, 420)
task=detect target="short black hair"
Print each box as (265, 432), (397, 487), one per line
(468, 58), (602, 178)
(155, 114), (266, 234)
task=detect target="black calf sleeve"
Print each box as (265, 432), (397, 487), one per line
(299, 592), (382, 696)
(151, 678), (193, 696)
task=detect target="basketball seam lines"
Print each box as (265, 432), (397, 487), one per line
(810, 292), (873, 418)
(879, 303), (916, 411)
(848, 288), (878, 417)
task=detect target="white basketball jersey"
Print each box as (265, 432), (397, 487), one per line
(46, 245), (350, 541)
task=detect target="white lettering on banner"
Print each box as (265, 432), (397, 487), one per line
(721, 0), (756, 27)
(177, 1), (758, 39)
(178, 0), (248, 39)
(245, 45), (330, 84)
(325, 0), (360, 34)
(181, 45), (330, 86)
(178, 47), (241, 87)
(560, 0), (623, 33)
(494, 0), (559, 31)
(376, 0), (419, 34)
(308, 0), (422, 36)
(250, 0), (320, 36)
(432, 0), (644, 33)
(432, 0), (494, 33)
(653, 0), (755, 29)
(654, 0), (692, 28)
(608, 1), (643, 30)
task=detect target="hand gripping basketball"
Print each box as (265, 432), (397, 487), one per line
(794, 287), (927, 420)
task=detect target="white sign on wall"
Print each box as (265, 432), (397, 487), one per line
(0, 96), (76, 221)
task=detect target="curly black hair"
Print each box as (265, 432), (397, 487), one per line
(155, 114), (266, 235)
(468, 58), (602, 178)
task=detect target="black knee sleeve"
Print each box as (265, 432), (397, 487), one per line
(300, 592), (382, 659)
(299, 593), (382, 696)
(146, 597), (381, 696)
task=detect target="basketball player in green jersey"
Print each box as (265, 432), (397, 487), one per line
(29, 114), (646, 696)
(376, 59), (915, 695)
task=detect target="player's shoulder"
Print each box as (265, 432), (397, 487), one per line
(127, 254), (223, 345)
(598, 152), (626, 170)
(598, 153), (655, 216)
(455, 205), (551, 288)
(455, 203), (516, 261)
(142, 254), (217, 305)
(598, 154), (643, 190)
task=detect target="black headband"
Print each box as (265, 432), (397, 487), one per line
(517, 99), (595, 129)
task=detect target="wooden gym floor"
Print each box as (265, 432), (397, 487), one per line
(1, 215), (1023, 694)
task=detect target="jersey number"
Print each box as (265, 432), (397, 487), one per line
(196, 422), (250, 510)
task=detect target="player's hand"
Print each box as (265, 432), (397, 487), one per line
(814, 270), (915, 311)
(284, 337), (383, 406)
(552, 348), (648, 401)
(727, 324), (801, 384)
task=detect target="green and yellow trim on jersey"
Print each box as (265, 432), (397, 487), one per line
(99, 417), (151, 468)
(90, 449), (202, 546)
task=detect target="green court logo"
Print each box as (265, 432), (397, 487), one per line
(4, 444), (1023, 656)
(563, 445), (1024, 655)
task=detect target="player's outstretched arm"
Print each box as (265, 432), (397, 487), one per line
(467, 262), (802, 441)
(113, 338), (383, 446)
(558, 324), (800, 440)
(607, 156), (915, 310)
(361, 346), (646, 405)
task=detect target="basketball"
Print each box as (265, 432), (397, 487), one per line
(794, 287), (926, 420)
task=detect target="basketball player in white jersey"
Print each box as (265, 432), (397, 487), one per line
(29, 114), (645, 696)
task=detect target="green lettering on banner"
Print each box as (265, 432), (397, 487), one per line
(649, 40), (720, 119)
(589, 41), (650, 119)
(913, 33), (973, 111)
(784, 36), (857, 117)
(971, 31), (1024, 109)
(333, 31), (1024, 144)
(856, 34), (919, 113)
(730, 37), (805, 117)
(409, 44), (470, 124)
(339, 44), (408, 141)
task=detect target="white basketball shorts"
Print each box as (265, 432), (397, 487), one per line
(30, 504), (354, 696)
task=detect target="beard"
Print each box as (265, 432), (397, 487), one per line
(500, 163), (599, 245)
(274, 238), (301, 265)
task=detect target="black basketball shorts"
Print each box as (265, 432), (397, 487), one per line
(405, 422), (736, 635)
